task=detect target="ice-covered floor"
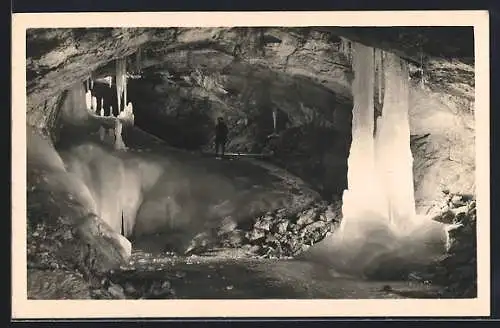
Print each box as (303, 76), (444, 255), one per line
(108, 248), (444, 299)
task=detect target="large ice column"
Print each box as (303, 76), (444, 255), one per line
(341, 42), (386, 220)
(375, 51), (416, 230)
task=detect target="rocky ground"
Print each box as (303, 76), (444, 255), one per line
(180, 200), (342, 259)
(424, 192), (477, 298)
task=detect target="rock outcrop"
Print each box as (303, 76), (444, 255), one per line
(426, 193), (477, 298)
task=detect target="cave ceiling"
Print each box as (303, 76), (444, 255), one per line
(26, 26), (475, 115)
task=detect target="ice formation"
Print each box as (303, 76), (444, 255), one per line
(272, 109), (277, 133)
(340, 41), (416, 233)
(118, 102), (135, 126)
(136, 48), (142, 73)
(375, 51), (416, 230)
(116, 58), (127, 112)
(341, 42), (383, 221)
(114, 119), (126, 151)
(91, 96), (97, 111)
(375, 49), (384, 104)
(85, 90), (92, 111)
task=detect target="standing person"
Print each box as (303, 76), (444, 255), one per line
(215, 117), (228, 158)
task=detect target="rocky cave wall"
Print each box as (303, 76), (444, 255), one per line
(25, 27), (476, 212)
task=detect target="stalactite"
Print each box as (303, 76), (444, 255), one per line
(419, 48), (425, 89)
(378, 49), (383, 105)
(116, 58), (127, 112)
(272, 110), (277, 134)
(136, 48), (142, 73)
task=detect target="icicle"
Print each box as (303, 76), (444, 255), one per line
(272, 110), (277, 133)
(110, 106), (114, 117)
(124, 74), (128, 108)
(116, 58), (127, 112)
(86, 78), (90, 92)
(420, 48), (425, 88)
(101, 98), (104, 113)
(90, 78), (94, 90)
(136, 48), (142, 73)
(378, 49), (383, 104)
(116, 61), (121, 112)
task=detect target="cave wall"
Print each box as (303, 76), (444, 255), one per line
(409, 83), (475, 213)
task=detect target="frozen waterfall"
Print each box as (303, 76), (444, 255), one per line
(341, 42), (386, 222)
(340, 41), (416, 233)
(375, 51), (416, 231)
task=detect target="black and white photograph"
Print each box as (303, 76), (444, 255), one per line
(12, 11), (490, 318)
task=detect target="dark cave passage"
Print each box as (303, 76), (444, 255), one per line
(125, 72), (354, 200)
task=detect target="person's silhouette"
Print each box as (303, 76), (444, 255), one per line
(215, 117), (228, 158)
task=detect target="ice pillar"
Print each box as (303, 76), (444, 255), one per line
(341, 42), (385, 221)
(375, 52), (416, 229)
(85, 91), (92, 110)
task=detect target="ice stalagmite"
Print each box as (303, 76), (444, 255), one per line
(118, 102), (135, 126)
(91, 96), (97, 112)
(374, 51), (416, 231)
(85, 90), (92, 111)
(341, 42), (385, 221)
